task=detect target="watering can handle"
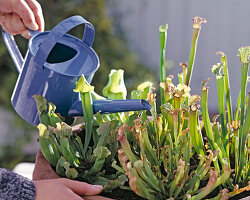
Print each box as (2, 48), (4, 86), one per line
(2, 29), (40, 73)
(2, 16), (94, 72)
(34, 15), (95, 69)
(2, 29), (24, 73)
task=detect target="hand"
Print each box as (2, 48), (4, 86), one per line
(34, 178), (103, 200)
(33, 150), (114, 199)
(0, 0), (44, 38)
(83, 196), (114, 200)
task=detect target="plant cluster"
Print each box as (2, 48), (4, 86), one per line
(35, 17), (250, 200)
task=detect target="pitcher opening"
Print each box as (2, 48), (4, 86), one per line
(46, 43), (77, 64)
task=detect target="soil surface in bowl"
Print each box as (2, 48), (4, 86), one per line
(101, 188), (250, 200)
(101, 188), (146, 200)
(229, 191), (250, 200)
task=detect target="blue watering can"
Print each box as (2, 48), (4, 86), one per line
(2, 15), (151, 125)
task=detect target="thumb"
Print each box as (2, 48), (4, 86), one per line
(61, 179), (103, 196)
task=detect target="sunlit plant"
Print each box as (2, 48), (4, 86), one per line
(202, 47), (250, 199)
(113, 17), (250, 200)
(34, 16), (250, 200)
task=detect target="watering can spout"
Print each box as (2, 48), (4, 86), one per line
(68, 99), (152, 117)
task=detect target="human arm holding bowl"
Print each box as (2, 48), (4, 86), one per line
(0, 167), (104, 200)
(0, 143), (104, 200)
(0, 0), (44, 38)
(33, 150), (113, 200)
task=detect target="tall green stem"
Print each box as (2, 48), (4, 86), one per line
(235, 46), (250, 182)
(242, 93), (250, 184)
(201, 80), (213, 141)
(217, 52), (233, 123)
(201, 82), (224, 169)
(74, 75), (95, 153)
(239, 63), (249, 127)
(216, 75), (228, 156)
(185, 28), (198, 86)
(185, 17), (206, 86)
(212, 63), (229, 158)
(80, 92), (93, 153)
(159, 24), (168, 105)
(236, 64), (249, 182)
(235, 91), (241, 121)
(189, 105), (205, 157)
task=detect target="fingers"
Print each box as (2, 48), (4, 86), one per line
(21, 30), (30, 39)
(4, 13), (26, 34)
(0, 0), (12, 13)
(34, 179), (92, 200)
(0, 16), (11, 33)
(9, 0), (38, 30)
(25, 0), (44, 31)
(60, 178), (103, 196)
(0, 13), (30, 38)
(0, 0), (44, 38)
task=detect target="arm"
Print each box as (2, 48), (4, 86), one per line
(0, 168), (36, 200)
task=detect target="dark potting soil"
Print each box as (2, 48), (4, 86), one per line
(229, 191), (250, 200)
(101, 188), (250, 200)
(101, 188), (146, 200)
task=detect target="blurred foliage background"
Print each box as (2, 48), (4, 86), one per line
(0, 0), (155, 169)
